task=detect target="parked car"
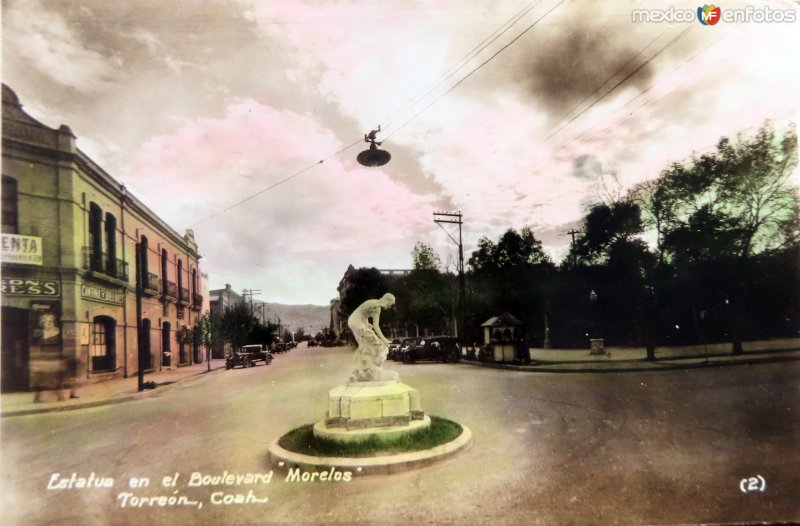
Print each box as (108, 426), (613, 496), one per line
(226, 344), (273, 369)
(387, 338), (402, 360)
(307, 340), (319, 347)
(390, 337), (418, 361)
(400, 336), (460, 364)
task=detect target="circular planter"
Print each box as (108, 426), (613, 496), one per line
(268, 423), (472, 476)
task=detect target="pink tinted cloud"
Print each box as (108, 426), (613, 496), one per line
(128, 97), (437, 269)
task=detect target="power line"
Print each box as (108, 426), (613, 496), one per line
(544, 25), (694, 147)
(542, 27), (668, 142)
(554, 30), (730, 154)
(382, 0), (544, 131)
(190, 137), (363, 227)
(383, 0), (567, 142)
(190, 1), (564, 226)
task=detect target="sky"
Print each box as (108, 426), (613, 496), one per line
(3, 0), (799, 305)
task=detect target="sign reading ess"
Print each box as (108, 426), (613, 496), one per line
(1, 278), (61, 296)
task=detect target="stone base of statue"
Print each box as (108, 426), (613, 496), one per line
(315, 380), (428, 443)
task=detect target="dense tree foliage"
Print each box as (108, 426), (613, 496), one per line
(412, 242), (442, 271)
(338, 123), (798, 349)
(216, 303), (279, 349)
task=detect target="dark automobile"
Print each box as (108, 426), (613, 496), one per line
(391, 337), (418, 361)
(400, 336), (460, 364)
(226, 344), (273, 369)
(307, 340), (319, 347)
(387, 338), (402, 360)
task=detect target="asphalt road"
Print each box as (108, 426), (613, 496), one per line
(1, 345), (798, 525)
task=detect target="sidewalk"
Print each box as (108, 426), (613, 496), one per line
(464, 337), (800, 373)
(1, 359), (227, 418)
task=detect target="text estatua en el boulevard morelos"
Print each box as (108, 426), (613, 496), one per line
(46, 469), (352, 509)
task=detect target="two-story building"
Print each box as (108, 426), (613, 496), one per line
(1, 84), (206, 393)
(208, 284), (245, 358)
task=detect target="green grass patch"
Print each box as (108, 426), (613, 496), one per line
(279, 416), (462, 457)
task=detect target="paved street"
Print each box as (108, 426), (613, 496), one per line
(1, 344), (798, 525)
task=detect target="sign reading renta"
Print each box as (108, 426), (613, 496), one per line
(81, 284), (124, 305)
(1, 234), (43, 265)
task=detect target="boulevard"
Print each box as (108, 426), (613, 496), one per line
(1, 344), (798, 525)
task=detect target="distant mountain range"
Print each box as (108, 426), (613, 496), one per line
(256, 302), (330, 336)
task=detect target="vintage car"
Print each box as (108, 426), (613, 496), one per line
(400, 336), (460, 364)
(387, 338), (402, 360)
(226, 344), (273, 369)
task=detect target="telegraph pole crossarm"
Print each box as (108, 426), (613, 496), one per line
(434, 211), (466, 342)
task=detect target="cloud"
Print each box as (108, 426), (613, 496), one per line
(128, 98), (437, 302)
(508, 23), (656, 119)
(572, 154), (602, 181)
(3, 0), (117, 92)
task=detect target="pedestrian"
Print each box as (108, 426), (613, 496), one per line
(59, 356), (80, 400)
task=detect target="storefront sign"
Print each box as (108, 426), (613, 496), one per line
(1, 234), (43, 265)
(1, 278), (60, 296)
(81, 284), (124, 305)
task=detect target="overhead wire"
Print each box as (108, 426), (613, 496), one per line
(543, 24), (694, 149)
(381, 0), (544, 131)
(541, 27), (669, 142)
(190, 138), (363, 227)
(191, 0), (566, 226)
(383, 0), (567, 142)
(554, 30), (732, 155)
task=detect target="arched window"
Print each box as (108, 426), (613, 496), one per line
(90, 316), (116, 372)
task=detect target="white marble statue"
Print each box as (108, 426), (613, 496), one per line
(348, 293), (399, 382)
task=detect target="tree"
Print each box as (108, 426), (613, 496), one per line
(219, 303), (257, 349)
(716, 122), (798, 257)
(339, 267), (389, 318)
(249, 321), (278, 345)
(639, 122), (798, 265)
(466, 227), (554, 345)
(197, 312), (219, 349)
(569, 201), (644, 266)
(412, 242), (441, 271)
(631, 122), (799, 348)
(469, 227), (551, 271)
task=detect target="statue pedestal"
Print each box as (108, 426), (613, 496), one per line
(317, 380), (428, 443)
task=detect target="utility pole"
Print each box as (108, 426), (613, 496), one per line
(566, 229), (581, 267)
(241, 289), (261, 314)
(135, 243), (144, 392)
(434, 211), (465, 341)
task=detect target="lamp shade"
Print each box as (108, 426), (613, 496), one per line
(357, 143), (391, 167)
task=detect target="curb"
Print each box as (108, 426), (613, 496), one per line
(1, 365), (227, 418)
(459, 352), (800, 374)
(267, 424), (473, 476)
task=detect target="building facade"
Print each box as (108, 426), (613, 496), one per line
(329, 265), (411, 340)
(208, 284), (244, 358)
(1, 85), (206, 393)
